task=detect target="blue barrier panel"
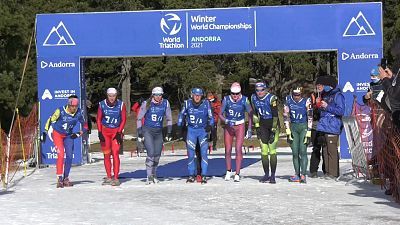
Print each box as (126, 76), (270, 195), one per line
(38, 57), (82, 164)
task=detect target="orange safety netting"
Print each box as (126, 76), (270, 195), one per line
(357, 100), (400, 202)
(0, 104), (38, 187)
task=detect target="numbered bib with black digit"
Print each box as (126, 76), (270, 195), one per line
(251, 93), (274, 120)
(285, 95), (308, 123)
(224, 96), (248, 122)
(100, 99), (123, 128)
(144, 99), (168, 128)
(178, 99), (212, 129)
(52, 106), (84, 135)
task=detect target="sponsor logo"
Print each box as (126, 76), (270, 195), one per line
(160, 13), (182, 36)
(41, 89), (53, 100)
(343, 82), (355, 93)
(341, 52), (379, 61)
(159, 13), (184, 49)
(43, 21), (76, 46)
(54, 89), (76, 99)
(356, 82), (370, 92)
(343, 11), (375, 37)
(40, 61), (76, 69)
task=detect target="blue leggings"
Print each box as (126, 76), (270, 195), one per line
(186, 127), (209, 176)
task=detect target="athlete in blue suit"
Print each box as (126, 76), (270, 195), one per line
(178, 88), (214, 184)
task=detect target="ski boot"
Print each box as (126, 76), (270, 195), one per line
(201, 176), (207, 184)
(102, 177), (113, 185)
(186, 175), (195, 183)
(289, 175), (300, 182)
(259, 174), (270, 183)
(196, 175), (202, 183)
(63, 177), (74, 187)
(300, 175), (307, 184)
(111, 178), (121, 186)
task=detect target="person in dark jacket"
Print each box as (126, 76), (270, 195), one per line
(315, 76), (345, 178)
(379, 66), (400, 129)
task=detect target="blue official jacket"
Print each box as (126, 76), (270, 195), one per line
(316, 87), (345, 135)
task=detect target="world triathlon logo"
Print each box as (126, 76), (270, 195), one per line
(160, 13), (182, 36)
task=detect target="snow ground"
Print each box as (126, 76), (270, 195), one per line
(1, 147), (399, 225)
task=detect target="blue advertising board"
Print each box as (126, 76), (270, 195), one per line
(36, 2), (383, 163)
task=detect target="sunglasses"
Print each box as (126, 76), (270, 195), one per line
(231, 92), (240, 96)
(256, 89), (265, 92)
(153, 94), (162, 97)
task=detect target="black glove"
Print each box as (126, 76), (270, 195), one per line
(256, 128), (262, 140)
(287, 135), (293, 145)
(268, 130), (275, 144)
(114, 132), (123, 145)
(98, 132), (105, 143)
(176, 126), (183, 139)
(40, 132), (47, 143)
(87, 129), (91, 135)
(205, 125), (212, 133)
(137, 127), (143, 138)
(70, 133), (80, 139)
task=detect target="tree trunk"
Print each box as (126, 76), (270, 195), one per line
(327, 53), (331, 76)
(121, 59), (131, 115)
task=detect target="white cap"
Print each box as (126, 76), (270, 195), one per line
(152, 87), (164, 95)
(230, 82), (241, 93)
(107, 88), (117, 95)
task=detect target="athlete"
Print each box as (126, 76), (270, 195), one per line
(178, 88), (214, 184)
(207, 91), (222, 151)
(219, 82), (253, 182)
(42, 95), (88, 188)
(97, 88), (127, 186)
(137, 87), (173, 184)
(251, 81), (279, 184)
(283, 87), (313, 183)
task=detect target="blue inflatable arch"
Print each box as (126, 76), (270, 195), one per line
(36, 2), (383, 164)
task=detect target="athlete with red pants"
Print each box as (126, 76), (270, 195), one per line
(219, 82), (253, 182)
(97, 88), (127, 186)
(42, 95), (88, 188)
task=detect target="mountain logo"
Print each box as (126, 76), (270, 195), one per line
(343, 11), (375, 37)
(343, 82), (355, 93)
(43, 21), (76, 46)
(160, 13), (182, 36)
(42, 89), (53, 100)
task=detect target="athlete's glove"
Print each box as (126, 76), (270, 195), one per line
(225, 119), (235, 127)
(98, 132), (105, 143)
(70, 132), (81, 139)
(205, 125), (212, 133)
(176, 126), (183, 139)
(207, 131), (212, 142)
(286, 128), (293, 145)
(137, 128), (144, 142)
(40, 132), (47, 143)
(114, 132), (123, 145)
(245, 129), (252, 139)
(304, 130), (312, 145)
(165, 133), (173, 142)
(269, 128), (276, 144)
(255, 128), (261, 140)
